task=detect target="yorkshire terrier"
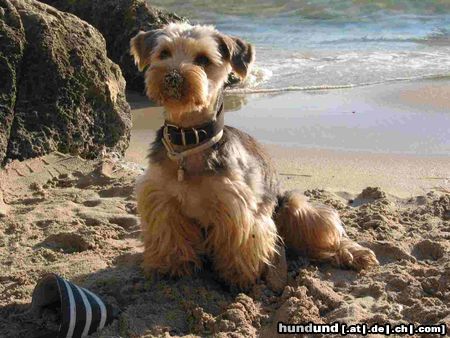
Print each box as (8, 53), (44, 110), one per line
(130, 23), (378, 288)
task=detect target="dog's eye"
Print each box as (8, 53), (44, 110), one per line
(194, 54), (211, 67)
(159, 49), (171, 59)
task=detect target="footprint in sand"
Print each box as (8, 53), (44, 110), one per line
(411, 239), (446, 261)
(42, 232), (92, 253)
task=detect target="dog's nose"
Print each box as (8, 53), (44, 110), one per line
(164, 69), (184, 99)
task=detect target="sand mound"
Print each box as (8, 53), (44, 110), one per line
(0, 154), (449, 337)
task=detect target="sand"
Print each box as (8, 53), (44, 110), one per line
(1, 82), (449, 337)
(226, 79), (450, 156)
(125, 83), (450, 198)
(0, 151), (449, 337)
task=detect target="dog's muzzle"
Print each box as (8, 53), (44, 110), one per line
(163, 69), (184, 100)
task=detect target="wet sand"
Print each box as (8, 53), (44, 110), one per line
(226, 80), (450, 156)
(126, 80), (450, 198)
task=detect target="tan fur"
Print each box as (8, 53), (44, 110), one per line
(136, 163), (279, 287)
(131, 23), (378, 288)
(275, 191), (378, 270)
(136, 169), (204, 276)
(131, 23), (231, 127)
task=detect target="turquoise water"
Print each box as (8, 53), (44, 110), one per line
(149, 0), (450, 90)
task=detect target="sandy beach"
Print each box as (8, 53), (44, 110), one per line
(126, 80), (450, 198)
(0, 151), (449, 337)
(1, 0), (449, 337)
(1, 79), (449, 337)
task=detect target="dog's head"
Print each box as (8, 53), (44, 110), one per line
(130, 23), (254, 125)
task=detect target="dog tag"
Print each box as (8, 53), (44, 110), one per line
(177, 158), (185, 181)
(177, 166), (184, 181)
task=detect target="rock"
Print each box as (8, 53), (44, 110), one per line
(0, 0), (131, 165)
(39, 0), (184, 92)
(0, 0), (24, 162)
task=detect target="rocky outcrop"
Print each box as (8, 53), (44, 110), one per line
(0, 0), (131, 165)
(39, 0), (184, 92)
(0, 0), (24, 163)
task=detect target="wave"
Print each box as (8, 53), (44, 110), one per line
(226, 74), (450, 95)
(279, 1), (450, 21)
(319, 28), (450, 45)
(148, 0), (450, 95)
(150, 0), (450, 21)
(423, 28), (450, 45)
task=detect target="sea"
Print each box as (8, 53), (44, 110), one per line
(149, 0), (450, 91)
(141, 0), (450, 156)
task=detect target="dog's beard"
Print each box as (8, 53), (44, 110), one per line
(145, 64), (209, 123)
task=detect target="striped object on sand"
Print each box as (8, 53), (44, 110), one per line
(31, 273), (118, 338)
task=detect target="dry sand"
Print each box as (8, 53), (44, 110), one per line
(0, 152), (449, 337)
(1, 84), (449, 337)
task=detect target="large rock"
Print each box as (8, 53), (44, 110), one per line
(0, 0), (131, 165)
(0, 0), (24, 163)
(39, 0), (184, 92)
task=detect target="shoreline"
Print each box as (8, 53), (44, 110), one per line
(126, 140), (449, 198)
(225, 79), (450, 156)
(125, 80), (450, 198)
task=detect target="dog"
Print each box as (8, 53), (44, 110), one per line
(130, 23), (378, 288)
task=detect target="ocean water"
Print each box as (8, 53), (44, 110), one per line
(140, 1), (450, 155)
(149, 0), (450, 91)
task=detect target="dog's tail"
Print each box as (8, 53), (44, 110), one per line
(274, 190), (378, 270)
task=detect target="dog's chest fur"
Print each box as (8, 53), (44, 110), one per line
(146, 126), (281, 226)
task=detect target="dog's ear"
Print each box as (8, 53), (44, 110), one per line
(216, 34), (255, 79)
(130, 30), (162, 72)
